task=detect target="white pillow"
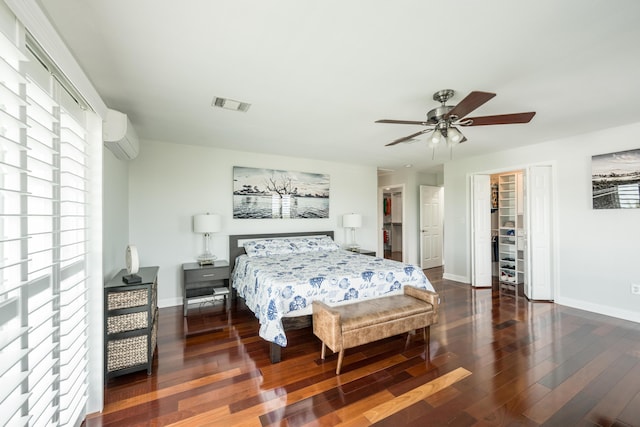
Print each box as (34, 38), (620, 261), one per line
(294, 236), (340, 252)
(243, 239), (298, 257)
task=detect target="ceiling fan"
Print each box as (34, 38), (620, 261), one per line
(376, 89), (536, 147)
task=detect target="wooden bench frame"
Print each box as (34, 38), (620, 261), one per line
(312, 286), (439, 374)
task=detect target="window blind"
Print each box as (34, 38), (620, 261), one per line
(0, 12), (92, 426)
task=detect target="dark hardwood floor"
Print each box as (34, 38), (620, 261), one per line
(87, 268), (640, 426)
(383, 250), (402, 262)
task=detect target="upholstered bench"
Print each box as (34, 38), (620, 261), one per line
(312, 286), (439, 374)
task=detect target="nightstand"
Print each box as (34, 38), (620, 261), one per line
(358, 249), (376, 256)
(182, 260), (230, 316)
(354, 249), (376, 257)
(104, 266), (159, 382)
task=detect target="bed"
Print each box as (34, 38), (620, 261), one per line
(229, 231), (435, 362)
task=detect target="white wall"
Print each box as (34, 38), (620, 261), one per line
(102, 147), (130, 281)
(128, 140), (378, 307)
(444, 122), (640, 323)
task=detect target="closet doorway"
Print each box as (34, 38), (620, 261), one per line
(491, 170), (525, 290)
(470, 166), (554, 301)
(381, 185), (405, 262)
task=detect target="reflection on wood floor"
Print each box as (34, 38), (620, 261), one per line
(88, 267), (640, 426)
(383, 250), (402, 261)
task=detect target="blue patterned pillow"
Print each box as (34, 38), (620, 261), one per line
(243, 239), (298, 257)
(294, 236), (340, 252)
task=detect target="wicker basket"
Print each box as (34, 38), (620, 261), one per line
(107, 288), (148, 310)
(107, 311), (148, 334)
(107, 335), (148, 372)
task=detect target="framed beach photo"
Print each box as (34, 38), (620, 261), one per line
(233, 166), (330, 219)
(591, 148), (640, 209)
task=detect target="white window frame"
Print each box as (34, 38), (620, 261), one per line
(1, 0), (105, 423)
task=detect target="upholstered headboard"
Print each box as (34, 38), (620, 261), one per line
(228, 230), (335, 271)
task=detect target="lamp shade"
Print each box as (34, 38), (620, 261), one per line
(430, 129), (444, 145)
(343, 213), (362, 228)
(447, 126), (463, 145)
(193, 213), (221, 234)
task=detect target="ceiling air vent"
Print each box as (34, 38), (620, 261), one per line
(211, 96), (251, 112)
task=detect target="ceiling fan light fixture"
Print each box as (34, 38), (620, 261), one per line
(447, 126), (463, 145)
(429, 129), (444, 145)
(377, 89), (536, 151)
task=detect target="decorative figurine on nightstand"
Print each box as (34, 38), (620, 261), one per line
(122, 244), (142, 284)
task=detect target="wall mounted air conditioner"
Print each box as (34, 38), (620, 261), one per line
(103, 108), (140, 160)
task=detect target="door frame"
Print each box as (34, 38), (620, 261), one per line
(377, 184), (406, 262)
(470, 175), (492, 287)
(524, 165), (555, 300)
(419, 185), (444, 269)
(469, 162), (558, 300)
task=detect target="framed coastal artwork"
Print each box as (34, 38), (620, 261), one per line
(233, 166), (330, 218)
(591, 148), (640, 209)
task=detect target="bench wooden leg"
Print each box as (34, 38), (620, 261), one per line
(320, 342), (326, 360)
(336, 350), (345, 375)
(425, 325), (430, 343)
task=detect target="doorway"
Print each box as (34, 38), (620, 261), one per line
(420, 185), (444, 269)
(380, 185), (404, 262)
(492, 170), (525, 291)
(470, 165), (555, 300)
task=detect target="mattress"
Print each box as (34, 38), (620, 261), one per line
(232, 249), (434, 346)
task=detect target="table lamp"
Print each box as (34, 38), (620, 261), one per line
(343, 213), (362, 251)
(193, 213), (221, 265)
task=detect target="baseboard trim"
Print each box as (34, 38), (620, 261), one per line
(159, 297), (182, 309)
(442, 273), (469, 284)
(555, 296), (640, 324)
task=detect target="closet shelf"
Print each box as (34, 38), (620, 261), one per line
(497, 172), (524, 289)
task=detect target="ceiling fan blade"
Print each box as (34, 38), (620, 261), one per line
(376, 119), (429, 125)
(385, 130), (428, 146)
(444, 91), (496, 120)
(461, 112), (536, 126)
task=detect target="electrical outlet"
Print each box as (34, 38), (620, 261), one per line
(632, 284), (640, 295)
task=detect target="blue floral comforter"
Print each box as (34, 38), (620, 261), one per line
(231, 250), (434, 346)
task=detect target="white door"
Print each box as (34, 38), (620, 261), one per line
(471, 175), (492, 287)
(420, 185), (443, 269)
(525, 166), (553, 300)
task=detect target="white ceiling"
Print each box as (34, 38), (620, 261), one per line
(37, 0), (640, 173)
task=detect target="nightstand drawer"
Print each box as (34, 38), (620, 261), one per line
(185, 267), (229, 283)
(107, 288), (148, 310)
(107, 310), (148, 334)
